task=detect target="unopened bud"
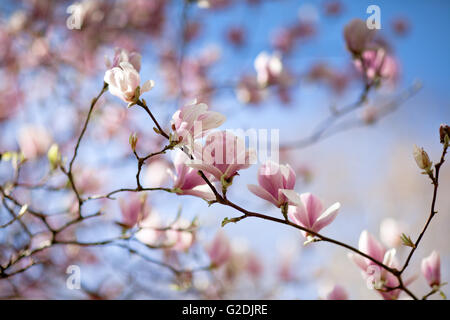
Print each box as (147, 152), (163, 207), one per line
(439, 124), (450, 144)
(129, 133), (138, 151)
(47, 144), (60, 170)
(413, 145), (432, 171)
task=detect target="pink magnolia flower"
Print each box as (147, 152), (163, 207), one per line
(325, 284), (348, 300)
(349, 231), (412, 300)
(165, 218), (194, 252)
(254, 51), (283, 87)
(119, 194), (148, 228)
(281, 190), (340, 237)
(354, 49), (399, 82)
(188, 130), (256, 184)
(247, 161), (296, 208)
(168, 150), (216, 201)
(18, 125), (52, 159)
(421, 251), (441, 287)
(105, 48), (142, 72)
(104, 62), (154, 104)
(170, 100), (226, 147)
(207, 231), (231, 267)
(135, 210), (164, 246)
(379, 218), (404, 248)
(344, 18), (376, 55)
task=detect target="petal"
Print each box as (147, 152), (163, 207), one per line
(312, 202), (340, 232)
(141, 80), (154, 93)
(280, 189), (302, 206)
(187, 162), (223, 181)
(248, 184), (279, 206)
(300, 193), (324, 226)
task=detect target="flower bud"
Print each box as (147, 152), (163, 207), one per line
(47, 144), (61, 170)
(413, 145), (432, 171)
(439, 124), (450, 144)
(129, 132), (138, 151)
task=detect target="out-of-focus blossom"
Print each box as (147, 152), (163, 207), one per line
(344, 19), (376, 55)
(281, 190), (340, 238)
(196, 0), (231, 10)
(413, 144), (432, 171)
(183, 21), (202, 43)
(207, 231), (231, 267)
(105, 48), (142, 72)
(307, 62), (350, 94)
(119, 194), (148, 228)
(143, 159), (171, 188)
(323, 1), (344, 17)
(170, 100), (226, 147)
(165, 218), (194, 252)
(272, 28), (295, 53)
(188, 131), (256, 184)
(354, 49), (399, 83)
(104, 62), (154, 104)
(236, 75), (267, 104)
(246, 253), (263, 279)
(135, 210), (164, 246)
(380, 218), (404, 248)
(169, 150), (216, 201)
(325, 284), (348, 300)
(18, 125), (52, 159)
(391, 17), (410, 36)
(421, 251), (441, 287)
(226, 26), (246, 47)
(248, 161), (296, 208)
(254, 51), (284, 87)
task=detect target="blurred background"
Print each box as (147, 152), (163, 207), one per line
(0, 0), (449, 299)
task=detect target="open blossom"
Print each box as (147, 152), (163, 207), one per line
(281, 190), (340, 237)
(104, 61), (154, 104)
(254, 51), (283, 87)
(421, 251), (441, 287)
(105, 48), (142, 72)
(168, 150), (216, 201)
(207, 231), (231, 267)
(354, 49), (399, 82)
(170, 100), (226, 147)
(349, 231), (410, 300)
(344, 18), (376, 55)
(247, 161), (296, 207)
(188, 130), (255, 184)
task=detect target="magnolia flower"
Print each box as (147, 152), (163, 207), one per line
(281, 190), (340, 238)
(325, 284), (349, 300)
(170, 100), (226, 147)
(354, 49), (399, 82)
(165, 218), (194, 252)
(105, 48), (142, 72)
(349, 231), (413, 300)
(207, 231), (231, 267)
(413, 144), (432, 171)
(254, 51), (283, 87)
(104, 62), (154, 104)
(188, 130), (255, 185)
(18, 125), (53, 159)
(168, 150), (216, 201)
(119, 194), (148, 228)
(247, 161), (296, 208)
(421, 251), (441, 287)
(343, 18), (376, 55)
